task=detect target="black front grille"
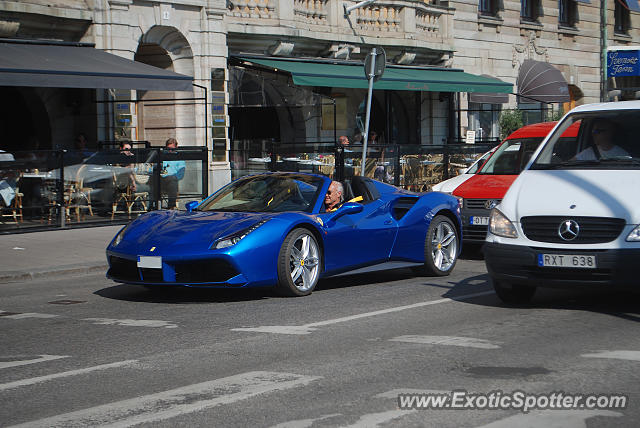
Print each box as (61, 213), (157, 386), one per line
(465, 199), (501, 210)
(521, 266), (613, 283)
(521, 216), (625, 244)
(463, 224), (489, 241)
(174, 259), (239, 283)
(108, 256), (139, 281)
(140, 268), (163, 282)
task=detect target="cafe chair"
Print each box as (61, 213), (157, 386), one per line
(67, 164), (94, 222)
(0, 184), (23, 224)
(111, 171), (131, 219)
(127, 186), (149, 216)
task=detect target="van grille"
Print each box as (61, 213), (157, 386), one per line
(521, 216), (625, 244)
(465, 199), (501, 210)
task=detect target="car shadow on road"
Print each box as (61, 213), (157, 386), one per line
(95, 268), (435, 303)
(94, 284), (275, 304)
(455, 282), (640, 323)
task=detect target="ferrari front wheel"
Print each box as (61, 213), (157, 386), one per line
(276, 228), (321, 296)
(414, 215), (459, 276)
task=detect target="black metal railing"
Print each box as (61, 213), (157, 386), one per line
(230, 139), (499, 192)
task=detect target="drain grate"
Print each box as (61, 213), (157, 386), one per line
(48, 300), (86, 305)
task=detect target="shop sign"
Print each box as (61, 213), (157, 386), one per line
(607, 50), (640, 77)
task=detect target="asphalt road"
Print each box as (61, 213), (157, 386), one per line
(1, 257), (639, 427)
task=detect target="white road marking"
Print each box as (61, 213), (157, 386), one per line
(12, 247), (25, 250)
(270, 414), (342, 428)
(476, 409), (622, 428)
(0, 312), (58, 319)
(581, 350), (640, 362)
(233, 291), (494, 335)
(376, 389), (449, 399)
(82, 318), (178, 329)
(0, 360), (138, 391)
(0, 355), (68, 370)
(338, 409), (417, 427)
(390, 335), (501, 349)
(7, 371), (320, 428)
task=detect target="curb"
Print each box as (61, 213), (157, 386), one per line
(0, 263), (108, 283)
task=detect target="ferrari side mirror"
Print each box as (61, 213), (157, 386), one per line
(185, 201), (199, 212)
(327, 202), (363, 223)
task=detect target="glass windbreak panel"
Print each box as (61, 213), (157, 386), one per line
(479, 138), (544, 174)
(65, 149), (158, 223)
(198, 174), (324, 213)
(532, 111), (640, 169)
(1, 150), (61, 230)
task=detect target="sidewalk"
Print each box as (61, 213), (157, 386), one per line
(0, 225), (122, 283)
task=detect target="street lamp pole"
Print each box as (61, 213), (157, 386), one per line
(601, 0), (608, 102)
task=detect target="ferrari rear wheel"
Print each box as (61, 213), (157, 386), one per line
(276, 228), (321, 297)
(414, 215), (459, 276)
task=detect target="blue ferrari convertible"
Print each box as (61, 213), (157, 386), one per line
(106, 172), (462, 296)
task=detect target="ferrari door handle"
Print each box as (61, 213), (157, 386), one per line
(384, 220), (393, 225)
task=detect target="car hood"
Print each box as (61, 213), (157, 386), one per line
(432, 173), (473, 193)
(122, 210), (279, 248)
(503, 170), (640, 222)
(453, 174), (518, 199)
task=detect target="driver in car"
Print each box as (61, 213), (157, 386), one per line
(324, 181), (363, 212)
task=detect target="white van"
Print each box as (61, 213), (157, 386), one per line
(484, 101), (640, 304)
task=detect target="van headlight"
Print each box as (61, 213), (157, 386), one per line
(489, 208), (518, 238)
(626, 225), (640, 241)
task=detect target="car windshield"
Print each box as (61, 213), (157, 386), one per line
(198, 174), (324, 213)
(478, 138), (544, 175)
(466, 149), (495, 174)
(531, 110), (640, 170)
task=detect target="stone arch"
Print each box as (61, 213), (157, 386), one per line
(135, 25), (195, 146)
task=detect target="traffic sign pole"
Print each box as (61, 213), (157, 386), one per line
(360, 48), (377, 176)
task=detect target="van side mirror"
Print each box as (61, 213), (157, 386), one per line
(185, 201), (199, 212)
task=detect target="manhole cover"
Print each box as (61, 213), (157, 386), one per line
(48, 300), (86, 305)
(466, 366), (551, 378)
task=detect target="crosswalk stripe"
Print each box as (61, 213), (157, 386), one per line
(233, 291), (494, 335)
(7, 371), (321, 428)
(581, 350), (640, 362)
(0, 355), (68, 370)
(0, 360), (138, 392)
(389, 335), (501, 349)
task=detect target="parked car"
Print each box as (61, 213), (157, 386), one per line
(431, 147), (496, 193)
(484, 101), (640, 303)
(452, 121), (580, 243)
(106, 172), (462, 296)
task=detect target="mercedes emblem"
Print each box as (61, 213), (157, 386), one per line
(558, 219), (580, 241)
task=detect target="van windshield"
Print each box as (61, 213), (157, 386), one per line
(478, 138), (543, 175)
(531, 111), (640, 170)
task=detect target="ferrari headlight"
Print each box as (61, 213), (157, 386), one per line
(112, 225), (128, 247)
(455, 196), (463, 211)
(626, 225), (640, 241)
(489, 208), (518, 238)
(213, 219), (269, 249)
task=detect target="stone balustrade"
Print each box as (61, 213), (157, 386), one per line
(226, 0), (453, 45)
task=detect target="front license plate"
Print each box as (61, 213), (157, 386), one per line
(470, 216), (489, 226)
(537, 254), (596, 269)
(137, 256), (162, 269)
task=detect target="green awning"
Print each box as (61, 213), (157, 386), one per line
(237, 57), (512, 93)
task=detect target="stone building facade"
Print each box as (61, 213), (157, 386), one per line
(0, 0), (638, 190)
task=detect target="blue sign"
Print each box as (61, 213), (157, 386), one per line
(607, 50), (640, 77)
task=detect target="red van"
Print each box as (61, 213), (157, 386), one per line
(453, 121), (580, 243)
